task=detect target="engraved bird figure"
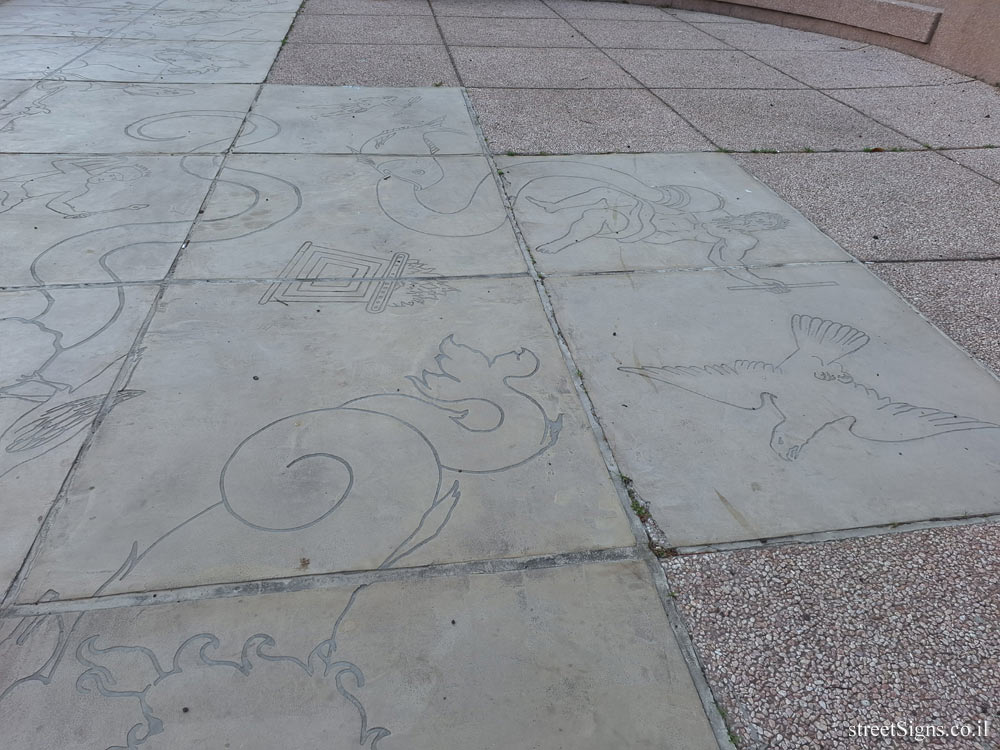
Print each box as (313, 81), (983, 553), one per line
(620, 314), (1000, 461)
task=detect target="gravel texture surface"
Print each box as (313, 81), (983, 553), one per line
(268, 42), (459, 86)
(734, 151), (1000, 261)
(664, 522), (1000, 749)
(754, 46), (971, 88)
(606, 48), (803, 88)
(869, 260), (1000, 374)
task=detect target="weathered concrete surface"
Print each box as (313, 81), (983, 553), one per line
(0, 36), (103, 78)
(1, 154), (218, 286)
(0, 561), (718, 749)
(114, 10), (297, 41)
(547, 264), (1000, 546)
(499, 153), (850, 275)
(0, 285), (158, 593)
(235, 85), (482, 154)
(0, 82), (259, 153)
(176, 154), (523, 279)
(16, 277), (632, 602)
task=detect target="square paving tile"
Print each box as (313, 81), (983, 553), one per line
(438, 16), (591, 47)
(0, 6), (137, 37)
(469, 87), (712, 154)
(452, 46), (639, 88)
(175, 154), (524, 278)
(545, 0), (668, 20)
(0, 36), (103, 79)
(869, 260), (1000, 374)
(0, 81), (258, 153)
(269, 43), (458, 86)
(286, 13), (442, 44)
(571, 20), (728, 49)
(693, 21), (867, 50)
(755, 47), (971, 88)
(0, 285), (157, 593)
(546, 264), (1000, 546)
(656, 89), (919, 151)
(429, 0), (557, 18)
(734, 151), (1000, 261)
(236, 84), (481, 154)
(605, 48), (804, 88)
(64, 39), (281, 83)
(15, 276), (632, 601)
(0, 80), (32, 108)
(161, 0), (303, 10)
(0, 562), (717, 749)
(1, 154), (218, 286)
(945, 147), (1000, 181)
(301, 0), (431, 12)
(496, 153), (849, 275)
(662, 8), (753, 22)
(828, 83), (1000, 148)
(116, 10), (296, 42)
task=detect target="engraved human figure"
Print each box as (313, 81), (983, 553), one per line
(527, 186), (792, 292)
(0, 157), (149, 218)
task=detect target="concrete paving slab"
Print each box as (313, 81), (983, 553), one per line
(735, 151), (1000, 261)
(546, 0), (668, 20)
(438, 16), (592, 47)
(301, 0), (432, 12)
(570, 19), (729, 49)
(665, 522), (1000, 749)
(828, 82), (1000, 148)
(1, 154), (218, 286)
(546, 264), (1000, 546)
(945, 147), (1000, 181)
(0, 284), (158, 593)
(429, 0), (557, 18)
(175, 154), (525, 278)
(0, 561), (718, 749)
(15, 276), (633, 601)
(0, 6), (137, 37)
(692, 21), (868, 50)
(870, 260), (1000, 374)
(235, 84), (481, 154)
(452, 46), (640, 88)
(0, 81), (258, 153)
(0, 80), (32, 108)
(656, 89), (919, 151)
(469, 87), (712, 154)
(662, 8), (754, 23)
(0, 36), (103, 79)
(161, 0), (302, 10)
(605, 48), (805, 88)
(286, 13), (442, 44)
(755, 47), (972, 88)
(269, 43), (458, 86)
(62, 38), (281, 83)
(0, 0), (158, 7)
(497, 153), (849, 275)
(115, 10), (296, 42)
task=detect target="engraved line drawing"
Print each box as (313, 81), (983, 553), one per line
(2, 337), (563, 746)
(1, 111), (290, 480)
(53, 42), (253, 81)
(260, 242), (456, 312)
(298, 93), (420, 120)
(508, 160), (835, 294)
(620, 314), (999, 461)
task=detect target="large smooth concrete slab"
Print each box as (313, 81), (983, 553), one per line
(497, 153), (849, 276)
(235, 85), (481, 154)
(546, 264), (1000, 546)
(0, 82), (257, 153)
(0, 285), (158, 593)
(15, 277), (632, 602)
(0, 81), (33, 108)
(161, 0), (302, 10)
(735, 151), (1000, 261)
(62, 39), (281, 83)
(470, 88), (712, 155)
(175, 154), (524, 279)
(0, 36), (102, 79)
(0, 6), (136, 37)
(1, 154), (218, 286)
(656, 89), (918, 152)
(0, 561), (717, 749)
(114, 10), (296, 42)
